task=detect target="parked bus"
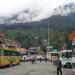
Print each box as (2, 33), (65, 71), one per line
(72, 56), (75, 74)
(72, 42), (75, 74)
(47, 51), (60, 62)
(0, 46), (21, 67)
(60, 50), (72, 68)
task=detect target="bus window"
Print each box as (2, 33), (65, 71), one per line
(73, 51), (75, 57)
(4, 50), (8, 56)
(62, 52), (67, 58)
(66, 52), (72, 58)
(0, 50), (1, 55)
(4, 50), (12, 56)
(0, 50), (3, 55)
(16, 51), (21, 56)
(62, 52), (72, 58)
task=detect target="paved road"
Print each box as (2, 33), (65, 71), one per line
(0, 61), (72, 75)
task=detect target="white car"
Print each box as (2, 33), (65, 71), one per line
(21, 55), (27, 61)
(21, 55), (31, 61)
(25, 56), (31, 61)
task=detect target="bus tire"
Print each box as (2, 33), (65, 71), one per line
(66, 63), (72, 68)
(9, 64), (12, 67)
(17, 61), (20, 65)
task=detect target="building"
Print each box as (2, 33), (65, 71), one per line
(0, 32), (21, 49)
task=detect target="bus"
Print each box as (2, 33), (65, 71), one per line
(60, 50), (72, 68)
(72, 56), (75, 74)
(47, 51), (60, 62)
(72, 43), (75, 74)
(0, 46), (21, 67)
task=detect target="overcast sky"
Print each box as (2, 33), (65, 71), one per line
(0, 0), (75, 20)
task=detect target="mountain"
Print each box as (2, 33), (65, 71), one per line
(0, 3), (75, 31)
(53, 3), (75, 16)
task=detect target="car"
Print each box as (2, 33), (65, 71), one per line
(21, 55), (27, 62)
(25, 56), (31, 61)
(21, 55), (31, 62)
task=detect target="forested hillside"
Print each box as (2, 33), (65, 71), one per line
(0, 29), (68, 50)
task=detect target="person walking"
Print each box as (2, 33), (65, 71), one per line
(44, 56), (47, 62)
(56, 57), (62, 75)
(39, 57), (42, 62)
(34, 55), (37, 64)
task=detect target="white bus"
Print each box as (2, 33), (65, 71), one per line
(60, 50), (72, 68)
(72, 54), (75, 75)
(72, 46), (75, 74)
(47, 51), (60, 62)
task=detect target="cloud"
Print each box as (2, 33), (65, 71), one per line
(0, 0), (33, 16)
(0, 0), (75, 20)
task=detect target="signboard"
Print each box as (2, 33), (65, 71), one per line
(69, 32), (75, 41)
(53, 49), (58, 52)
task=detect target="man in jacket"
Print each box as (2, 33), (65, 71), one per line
(56, 57), (62, 75)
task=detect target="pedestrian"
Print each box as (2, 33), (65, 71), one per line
(24, 57), (26, 62)
(39, 57), (42, 62)
(44, 56), (47, 62)
(56, 57), (62, 75)
(34, 55), (37, 64)
(30, 57), (32, 63)
(33, 57), (35, 64)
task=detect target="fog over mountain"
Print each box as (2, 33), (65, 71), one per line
(53, 3), (75, 16)
(0, 2), (75, 31)
(0, 2), (75, 24)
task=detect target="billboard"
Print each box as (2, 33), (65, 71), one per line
(69, 32), (75, 41)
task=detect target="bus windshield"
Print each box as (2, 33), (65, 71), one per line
(62, 52), (72, 58)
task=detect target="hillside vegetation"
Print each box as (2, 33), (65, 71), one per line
(0, 29), (68, 50)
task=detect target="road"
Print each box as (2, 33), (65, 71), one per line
(0, 61), (72, 75)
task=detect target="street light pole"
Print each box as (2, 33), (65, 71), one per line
(48, 23), (50, 51)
